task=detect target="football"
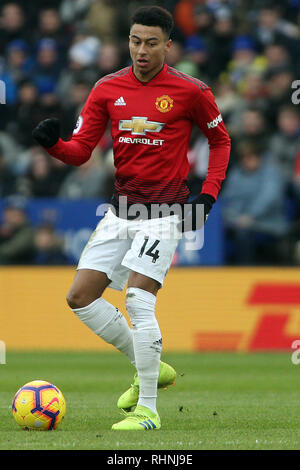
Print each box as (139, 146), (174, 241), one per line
(12, 380), (66, 430)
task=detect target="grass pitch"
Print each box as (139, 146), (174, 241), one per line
(1, 351), (300, 450)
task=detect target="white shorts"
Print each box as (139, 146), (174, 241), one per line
(77, 208), (182, 291)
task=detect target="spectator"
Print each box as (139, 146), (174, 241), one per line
(0, 2), (28, 55)
(0, 144), (16, 197)
(254, 4), (299, 50)
(265, 66), (296, 129)
(223, 35), (267, 90)
(0, 195), (35, 265)
(293, 147), (300, 205)
(3, 39), (33, 83)
(62, 79), (90, 137)
(214, 81), (243, 123)
(34, 7), (71, 57)
(35, 84), (66, 137)
(0, 130), (23, 170)
(56, 36), (100, 105)
(7, 80), (41, 147)
(175, 1), (214, 38)
(263, 42), (292, 75)
(192, 3), (214, 40)
(59, 0), (92, 26)
(269, 105), (300, 184)
(176, 35), (209, 81)
(20, 147), (67, 197)
(33, 223), (69, 265)
(58, 152), (112, 199)
(95, 43), (121, 78)
(50, 157), (72, 192)
(221, 141), (288, 264)
(230, 108), (270, 165)
(32, 38), (62, 95)
(85, 0), (120, 43)
(174, 0), (199, 36)
(68, 36), (101, 69)
(224, 74), (268, 142)
(206, 7), (235, 80)
(241, 72), (268, 105)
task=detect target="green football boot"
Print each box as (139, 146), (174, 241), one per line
(117, 361), (176, 411)
(112, 405), (161, 431)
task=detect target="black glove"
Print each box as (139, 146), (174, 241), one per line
(32, 118), (60, 148)
(179, 193), (215, 232)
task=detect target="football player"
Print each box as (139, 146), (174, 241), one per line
(33, 5), (231, 430)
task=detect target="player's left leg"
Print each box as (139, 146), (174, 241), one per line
(116, 271), (176, 412)
(126, 273), (162, 414)
(112, 272), (162, 430)
(111, 213), (180, 430)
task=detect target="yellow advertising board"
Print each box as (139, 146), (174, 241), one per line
(1, 267), (300, 351)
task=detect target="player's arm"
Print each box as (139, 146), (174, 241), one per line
(183, 87), (231, 230)
(32, 84), (109, 166)
(190, 87), (231, 200)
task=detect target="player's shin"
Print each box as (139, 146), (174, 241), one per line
(126, 287), (162, 414)
(72, 298), (135, 365)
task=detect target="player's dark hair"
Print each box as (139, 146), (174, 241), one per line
(131, 6), (174, 38)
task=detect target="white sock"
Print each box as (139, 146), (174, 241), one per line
(126, 287), (162, 414)
(72, 298), (135, 365)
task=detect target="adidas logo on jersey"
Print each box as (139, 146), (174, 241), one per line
(114, 96), (126, 106)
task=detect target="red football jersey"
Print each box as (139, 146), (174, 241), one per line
(47, 64), (231, 203)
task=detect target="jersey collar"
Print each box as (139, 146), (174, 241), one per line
(130, 63), (168, 86)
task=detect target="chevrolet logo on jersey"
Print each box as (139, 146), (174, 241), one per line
(119, 117), (165, 135)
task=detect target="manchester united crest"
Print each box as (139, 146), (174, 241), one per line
(155, 95), (173, 113)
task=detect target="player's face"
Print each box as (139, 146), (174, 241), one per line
(129, 24), (172, 81)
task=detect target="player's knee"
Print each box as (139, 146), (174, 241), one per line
(125, 290), (135, 317)
(66, 290), (91, 309)
(66, 291), (81, 309)
(125, 288), (142, 320)
(125, 287), (157, 328)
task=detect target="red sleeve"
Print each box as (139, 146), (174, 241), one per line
(189, 88), (231, 200)
(46, 83), (109, 166)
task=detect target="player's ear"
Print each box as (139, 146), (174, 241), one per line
(165, 38), (172, 54)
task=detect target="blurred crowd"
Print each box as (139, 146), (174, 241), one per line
(0, 0), (300, 265)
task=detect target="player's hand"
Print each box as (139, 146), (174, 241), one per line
(178, 193), (215, 232)
(32, 118), (60, 148)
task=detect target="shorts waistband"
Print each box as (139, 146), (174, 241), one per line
(110, 195), (185, 221)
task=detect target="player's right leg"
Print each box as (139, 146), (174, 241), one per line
(67, 269), (176, 406)
(66, 268), (135, 364)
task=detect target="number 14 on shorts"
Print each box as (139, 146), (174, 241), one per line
(138, 236), (160, 263)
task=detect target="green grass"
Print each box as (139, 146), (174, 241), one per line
(1, 351), (300, 450)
